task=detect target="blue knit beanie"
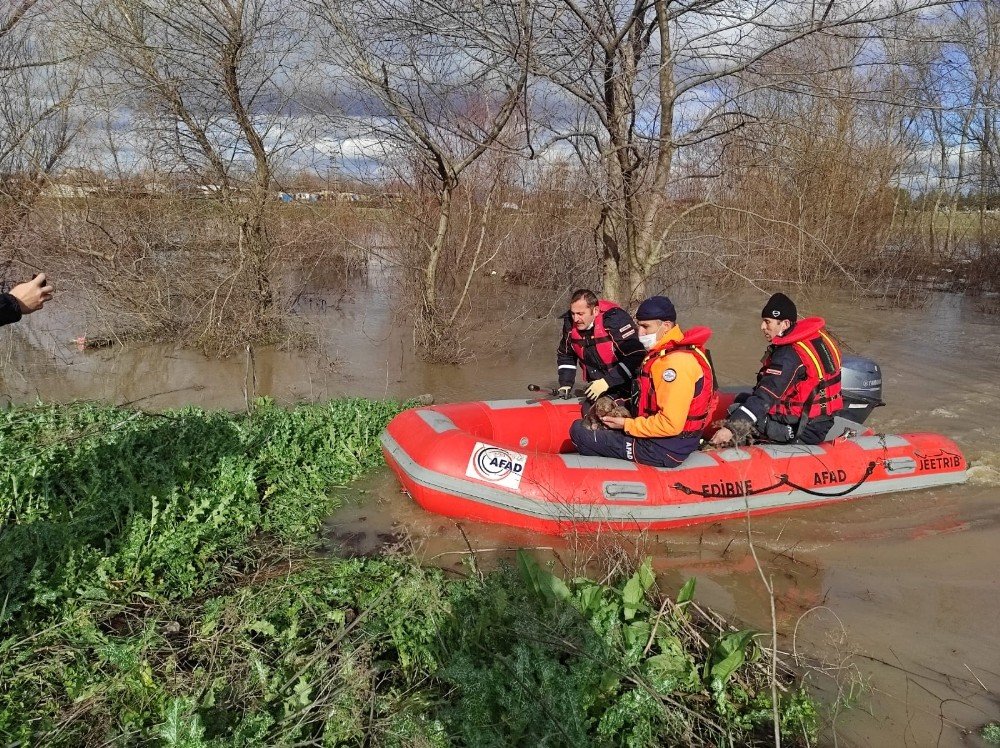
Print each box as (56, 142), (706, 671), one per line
(635, 295), (676, 322)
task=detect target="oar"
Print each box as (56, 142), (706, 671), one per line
(527, 383), (556, 395)
(527, 384), (585, 398)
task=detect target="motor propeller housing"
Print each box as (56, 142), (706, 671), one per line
(836, 355), (884, 424)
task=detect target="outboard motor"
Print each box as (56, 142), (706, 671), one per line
(834, 355), (884, 425)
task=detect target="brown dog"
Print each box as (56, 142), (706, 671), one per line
(581, 396), (632, 430)
(707, 418), (754, 448)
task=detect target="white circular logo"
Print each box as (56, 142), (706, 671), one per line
(772, 310), (780, 318)
(473, 447), (516, 481)
(662, 368), (676, 382)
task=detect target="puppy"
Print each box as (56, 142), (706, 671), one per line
(581, 396), (631, 431)
(708, 418), (754, 447)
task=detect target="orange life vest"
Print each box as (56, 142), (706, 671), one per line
(636, 326), (718, 438)
(567, 299), (623, 379)
(766, 317), (843, 422)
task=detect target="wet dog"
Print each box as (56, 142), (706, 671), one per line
(581, 396), (632, 430)
(708, 418), (754, 447)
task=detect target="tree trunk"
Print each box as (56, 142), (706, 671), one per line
(416, 183), (454, 354)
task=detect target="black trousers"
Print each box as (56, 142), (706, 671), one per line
(728, 394), (832, 445)
(569, 419), (700, 468)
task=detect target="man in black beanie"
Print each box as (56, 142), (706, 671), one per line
(709, 292), (843, 446)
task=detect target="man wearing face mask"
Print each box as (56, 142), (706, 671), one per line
(556, 289), (645, 403)
(708, 293), (842, 447)
(569, 295), (718, 468)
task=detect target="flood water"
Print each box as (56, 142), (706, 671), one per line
(3, 277), (999, 746)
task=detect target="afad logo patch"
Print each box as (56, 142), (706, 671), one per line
(465, 442), (527, 489)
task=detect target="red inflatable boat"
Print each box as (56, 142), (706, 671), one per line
(381, 395), (966, 534)
(381, 360), (967, 534)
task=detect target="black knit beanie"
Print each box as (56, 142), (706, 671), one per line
(761, 292), (797, 322)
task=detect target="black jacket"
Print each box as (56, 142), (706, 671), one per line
(556, 306), (645, 392)
(728, 342), (832, 444)
(0, 294), (22, 328)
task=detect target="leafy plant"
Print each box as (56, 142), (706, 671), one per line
(984, 721), (1000, 745)
(0, 398), (426, 745)
(0, 399), (821, 746)
(434, 552), (813, 746)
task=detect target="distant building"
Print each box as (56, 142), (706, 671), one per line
(41, 183), (100, 198)
(41, 167), (108, 198)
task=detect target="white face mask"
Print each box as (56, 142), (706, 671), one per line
(639, 332), (658, 350)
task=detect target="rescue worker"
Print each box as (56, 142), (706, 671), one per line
(569, 295), (718, 468)
(1, 273), (53, 328)
(556, 288), (645, 402)
(709, 292), (842, 447)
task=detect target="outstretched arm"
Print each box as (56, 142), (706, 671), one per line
(1, 274), (54, 327)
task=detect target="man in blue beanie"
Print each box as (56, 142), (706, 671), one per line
(709, 292), (843, 446)
(569, 295), (718, 468)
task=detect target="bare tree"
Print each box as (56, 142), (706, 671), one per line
(308, 0), (530, 359)
(528, 0), (954, 303)
(909, 22), (979, 257)
(706, 34), (915, 287)
(70, 0), (307, 350)
(957, 2), (1000, 262)
(0, 2), (82, 277)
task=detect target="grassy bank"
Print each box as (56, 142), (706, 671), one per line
(0, 399), (817, 746)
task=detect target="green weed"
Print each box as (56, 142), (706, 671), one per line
(0, 399), (819, 746)
(0, 398), (404, 624)
(434, 553), (816, 746)
(984, 722), (1000, 745)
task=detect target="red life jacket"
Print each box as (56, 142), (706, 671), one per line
(766, 317), (843, 422)
(567, 299), (622, 379)
(636, 326), (718, 438)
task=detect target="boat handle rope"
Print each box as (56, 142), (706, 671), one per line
(672, 460), (879, 499)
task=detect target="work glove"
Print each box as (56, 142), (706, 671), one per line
(584, 378), (610, 401)
(557, 386), (573, 400)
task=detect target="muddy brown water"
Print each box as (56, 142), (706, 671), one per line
(3, 281), (999, 746)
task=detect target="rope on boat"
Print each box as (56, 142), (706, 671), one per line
(672, 460), (879, 499)
(781, 461), (879, 497)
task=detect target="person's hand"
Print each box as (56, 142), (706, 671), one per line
(584, 378), (609, 401)
(9, 274), (53, 314)
(601, 414), (626, 430)
(709, 426), (733, 447)
(557, 386), (573, 400)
